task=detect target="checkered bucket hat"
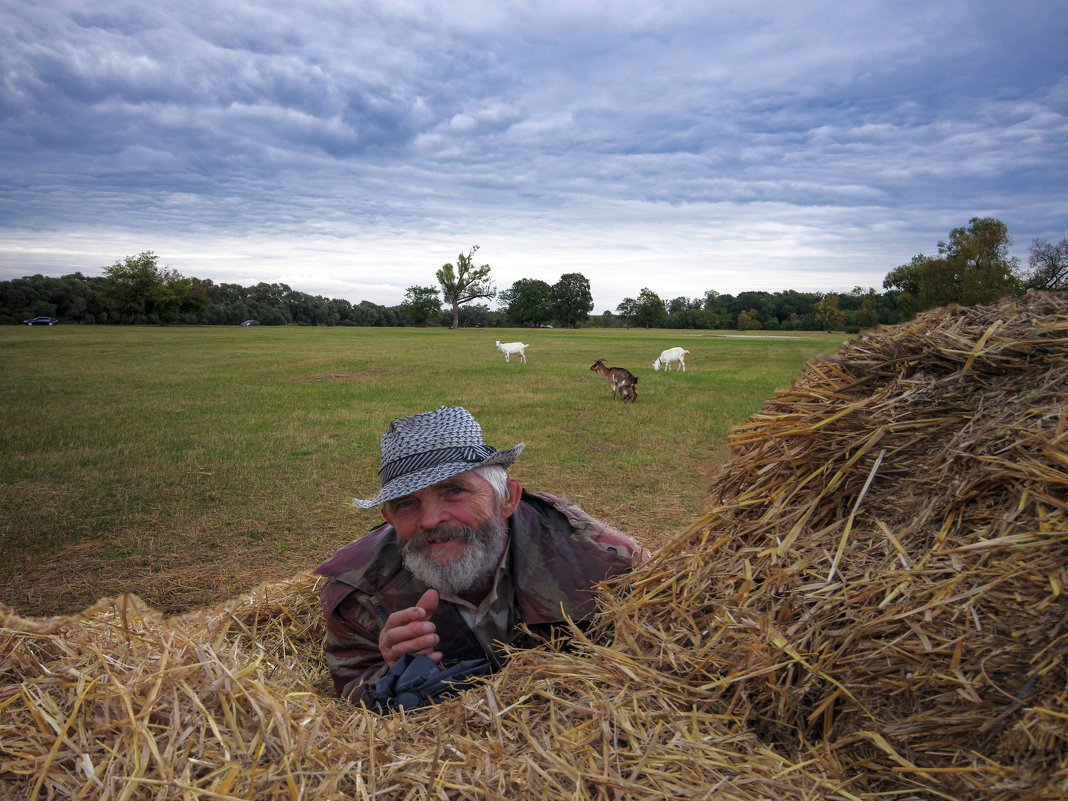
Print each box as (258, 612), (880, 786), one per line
(354, 406), (525, 508)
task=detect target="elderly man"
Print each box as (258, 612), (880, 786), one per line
(316, 406), (643, 707)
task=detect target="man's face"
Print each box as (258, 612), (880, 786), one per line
(382, 471), (518, 596)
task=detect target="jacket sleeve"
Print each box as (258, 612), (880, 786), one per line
(321, 580), (390, 706)
(534, 491), (648, 566)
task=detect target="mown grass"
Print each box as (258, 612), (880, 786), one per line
(0, 324), (846, 615)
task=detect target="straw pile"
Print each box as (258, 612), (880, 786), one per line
(609, 290), (1068, 798)
(2, 291), (1065, 800)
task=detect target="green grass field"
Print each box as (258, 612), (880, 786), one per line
(0, 324), (845, 615)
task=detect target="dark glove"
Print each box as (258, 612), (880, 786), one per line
(373, 653), (495, 713)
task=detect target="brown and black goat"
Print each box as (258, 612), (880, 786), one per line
(590, 359), (638, 402)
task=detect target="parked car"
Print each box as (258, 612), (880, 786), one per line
(240, 319), (260, 326)
(23, 316), (58, 326)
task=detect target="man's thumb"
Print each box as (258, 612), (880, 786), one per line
(417, 588), (439, 615)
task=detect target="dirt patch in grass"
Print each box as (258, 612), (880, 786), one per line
(2, 531), (341, 618)
(277, 373), (353, 382)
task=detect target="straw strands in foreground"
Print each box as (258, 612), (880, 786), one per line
(2, 291), (1066, 800)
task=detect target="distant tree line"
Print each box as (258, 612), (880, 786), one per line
(0, 252), (408, 327)
(2, 220), (1062, 329)
(610, 285), (898, 333)
(609, 219), (1063, 333)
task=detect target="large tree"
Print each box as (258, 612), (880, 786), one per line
(939, 217), (1021, 302)
(1024, 236), (1068, 290)
(882, 254), (930, 319)
(634, 287), (666, 328)
(102, 251), (203, 323)
(401, 285), (442, 326)
(552, 272), (594, 328)
(736, 309), (761, 331)
(500, 278), (553, 326)
(615, 297), (638, 329)
(102, 252), (167, 317)
(436, 245), (496, 330)
(884, 218), (1021, 315)
(815, 292), (844, 331)
(852, 289), (881, 331)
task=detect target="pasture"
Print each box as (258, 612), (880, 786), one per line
(0, 324), (845, 616)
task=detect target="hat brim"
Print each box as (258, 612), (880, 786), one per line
(353, 443), (524, 508)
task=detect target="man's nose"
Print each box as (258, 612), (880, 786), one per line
(415, 497), (450, 531)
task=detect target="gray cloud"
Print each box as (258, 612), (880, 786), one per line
(1, 1), (1065, 311)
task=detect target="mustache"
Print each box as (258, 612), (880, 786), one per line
(403, 524), (476, 553)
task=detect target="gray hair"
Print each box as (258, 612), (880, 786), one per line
(473, 464), (509, 502)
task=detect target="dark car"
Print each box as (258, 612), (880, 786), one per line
(240, 319), (260, 326)
(23, 316), (58, 326)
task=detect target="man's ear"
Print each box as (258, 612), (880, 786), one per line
(380, 506), (394, 527)
(500, 477), (522, 518)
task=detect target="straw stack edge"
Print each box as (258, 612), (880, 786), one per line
(2, 290), (1065, 800)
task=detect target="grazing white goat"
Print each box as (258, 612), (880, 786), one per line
(495, 340), (530, 363)
(653, 347), (690, 372)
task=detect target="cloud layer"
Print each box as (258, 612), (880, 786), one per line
(2, 1), (1066, 311)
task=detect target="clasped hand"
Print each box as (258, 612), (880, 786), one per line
(378, 589), (442, 667)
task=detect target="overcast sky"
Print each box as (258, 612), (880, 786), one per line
(2, 1), (1066, 313)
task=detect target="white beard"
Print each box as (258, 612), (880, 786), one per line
(401, 513), (508, 598)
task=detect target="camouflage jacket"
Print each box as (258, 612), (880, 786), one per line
(315, 491), (641, 706)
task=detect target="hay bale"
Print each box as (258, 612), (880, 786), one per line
(1, 576), (827, 799)
(2, 291), (1065, 799)
(607, 290), (1068, 797)
(0, 574), (374, 800)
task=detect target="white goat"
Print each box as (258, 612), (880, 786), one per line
(653, 347), (690, 372)
(495, 340), (530, 363)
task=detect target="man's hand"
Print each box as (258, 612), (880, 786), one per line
(379, 589), (442, 667)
